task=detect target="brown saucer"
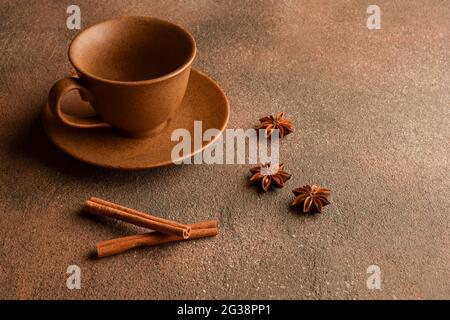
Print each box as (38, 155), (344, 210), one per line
(42, 69), (230, 169)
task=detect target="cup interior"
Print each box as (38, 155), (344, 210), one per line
(69, 17), (195, 82)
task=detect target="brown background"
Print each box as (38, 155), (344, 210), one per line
(0, 0), (449, 299)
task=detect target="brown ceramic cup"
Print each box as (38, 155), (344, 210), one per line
(48, 16), (196, 138)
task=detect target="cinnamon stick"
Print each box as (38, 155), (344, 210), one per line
(84, 199), (191, 239)
(96, 220), (218, 258)
(89, 197), (190, 230)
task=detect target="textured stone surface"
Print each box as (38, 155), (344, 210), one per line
(0, 0), (449, 299)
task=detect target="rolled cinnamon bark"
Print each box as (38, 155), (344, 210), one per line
(84, 199), (191, 239)
(96, 220), (218, 258)
(89, 197), (190, 230)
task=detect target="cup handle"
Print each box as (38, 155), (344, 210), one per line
(48, 77), (110, 128)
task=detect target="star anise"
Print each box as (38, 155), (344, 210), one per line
(249, 163), (291, 192)
(256, 112), (293, 138)
(291, 185), (331, 213)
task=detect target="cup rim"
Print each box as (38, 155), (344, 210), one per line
(68, 16), (197, 85)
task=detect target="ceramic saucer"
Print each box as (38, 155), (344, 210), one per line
(42, 69), (230, 169)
